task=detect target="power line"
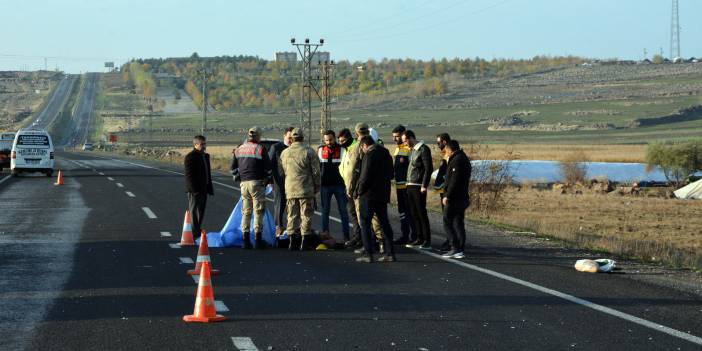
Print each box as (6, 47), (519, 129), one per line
(336, 0), (515, 44)
(334, 0), (471, 40)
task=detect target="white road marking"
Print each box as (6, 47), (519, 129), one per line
(415, 248), (702, 346)
(107, 177), (114, 181)
(125, 191), (135, 197)
(98, 172), (104, 176)
(191, 275), (199, 283)
(75, 153), (702, 346)
(215, 300), (229, 312)
(168, 243), (181, 249)
(160, 231), (172, 237)
(116, 182), (124, 188)
(231, 337), (259, 351)
(0, 175), (11, 185)
(179, 257), (194, 264)
(141, 207), (157, 219)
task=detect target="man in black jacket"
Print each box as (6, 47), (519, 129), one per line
(441, 140), (471, 259)
(269, 127), (294, 243)
(402, 130), (433, 250)
(355, 136), (395, 263)
(184, 135), (214, 241)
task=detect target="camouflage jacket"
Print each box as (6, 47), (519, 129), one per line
(279, 142), (321, 199)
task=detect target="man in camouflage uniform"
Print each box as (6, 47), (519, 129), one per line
(231, 126), (272, 249)
(279, 128), (321, 251)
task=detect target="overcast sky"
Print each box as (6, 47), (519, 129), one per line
(0, 0), (698, 73)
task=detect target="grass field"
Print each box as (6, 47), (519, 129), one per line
(95, 63), (702, 270)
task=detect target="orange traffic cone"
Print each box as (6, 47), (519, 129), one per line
(54, 170), (64, 186)
(187, 229), (220, 276)
(180, 210), (195, 246)
(183, 261), (226, 323)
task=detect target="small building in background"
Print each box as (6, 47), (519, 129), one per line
(275, 52), (297, 63)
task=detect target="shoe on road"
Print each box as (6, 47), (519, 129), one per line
(451, 252), (466, 259)
(393, 237), (408, 245)
(354, 248), (366, 255)
(356, 256), (374, 263)
(377, 255), (396, 262)
(405, 240), (423, 248)
(442, 250), (458, 258)
(419, 244), (432, 250)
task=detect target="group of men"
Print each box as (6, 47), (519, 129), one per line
(183, 122), (471, 263)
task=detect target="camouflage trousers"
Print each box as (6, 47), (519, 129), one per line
(240, 180), (267, 234)
(286, 197), (315, 236)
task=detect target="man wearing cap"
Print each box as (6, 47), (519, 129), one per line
(279, 128), (321, 251)
(269, 127), (294, 243)
(231, 126), (272, 249)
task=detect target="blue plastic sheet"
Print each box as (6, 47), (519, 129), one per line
(200, 186), (277, 247)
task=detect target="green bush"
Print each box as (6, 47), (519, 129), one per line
(646, 141), (702, 186)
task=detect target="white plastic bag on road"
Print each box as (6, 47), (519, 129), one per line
(575, 259), (616, 273)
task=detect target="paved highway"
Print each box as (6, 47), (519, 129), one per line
(31, 75), (77, 131)
(64, 72), (98, 147)
(1, 72), (701, 350)
(0, 152), (701, 350)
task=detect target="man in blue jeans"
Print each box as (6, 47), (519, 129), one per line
(317, 130), (350, 241)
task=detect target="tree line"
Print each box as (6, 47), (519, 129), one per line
(121, 54), (584, 110)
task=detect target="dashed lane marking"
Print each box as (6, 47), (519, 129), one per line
(215, 300), (229, 312)
(191, 275), (199, 283)
(125, 191), (135, 197)
(116, 182), (124, 188)
(142, 207), (157, 219)
(168, 243), (181, 249)
(179, 257), (194, 264)
(0, 175), (11, 185)
(231, 337), (259, 351)
(107, 177), (114, 181)
(160, 231), (172, 237)
(414, 248), (702, 347)
(73, 153), (702, 346)
(98, 172), (104, 176)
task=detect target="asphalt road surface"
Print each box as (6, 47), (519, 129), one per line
(0, 152), (701, 351)
(30, 75), (77, 131)
(64, 72), (98, 147)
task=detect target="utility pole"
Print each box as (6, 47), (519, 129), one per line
(670, 0), (681, 59)
(197, 67), (212, 135)
(319, 60), (334, 140)
(291, 38), (324, 144)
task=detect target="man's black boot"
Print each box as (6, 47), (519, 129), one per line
(289, 234), (300, 251)
(254, 232), (265, 250)
(242, 233), (252, 249)
(300, 235), (310, 251)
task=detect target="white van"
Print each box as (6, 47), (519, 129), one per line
(11, 128), (54, 177)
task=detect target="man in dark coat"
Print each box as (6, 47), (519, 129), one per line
(269, 127), (294, 243)
(441, 140), (471, 259)
(355, 135), (396, 263)
(402, 130), (433, 250)
(184, 135), (214, 240)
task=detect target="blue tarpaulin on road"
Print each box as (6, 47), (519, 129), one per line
(199, 186), (277, 248)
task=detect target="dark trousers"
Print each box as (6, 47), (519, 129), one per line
(407, 185), (431, 244)
(187, 192), (207, 237)
(443, 204), (467, 252)
(320, 185), (350, 239)
(273, 184), (287, 231)
(348, 194), (361, 242)
(396, 187), (416, 241)
(359, 198), (394, 256)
